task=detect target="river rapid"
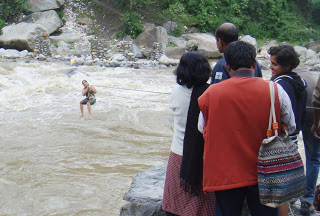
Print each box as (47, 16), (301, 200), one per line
(0, 59), (174, 215)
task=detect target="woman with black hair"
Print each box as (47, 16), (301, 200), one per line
(268, 45), (307, 216)
(162, 51), (215, 216)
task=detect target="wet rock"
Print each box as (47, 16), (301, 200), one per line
(120, 164), (167, 216)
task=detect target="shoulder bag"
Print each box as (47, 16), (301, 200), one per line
(257, 81), (306, 208)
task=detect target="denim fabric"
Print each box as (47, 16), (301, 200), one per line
(301, 125), (320, 205)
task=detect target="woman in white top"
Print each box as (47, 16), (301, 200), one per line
(162, 51), (215, 216)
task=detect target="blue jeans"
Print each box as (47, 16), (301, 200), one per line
(301, 124), (320, 205)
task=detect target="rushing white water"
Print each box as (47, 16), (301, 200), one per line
(0, 59), (175, 215)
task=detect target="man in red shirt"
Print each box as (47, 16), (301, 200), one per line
(198, 41), (296, 215)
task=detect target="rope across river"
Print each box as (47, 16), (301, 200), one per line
(95, 85), (171, 95)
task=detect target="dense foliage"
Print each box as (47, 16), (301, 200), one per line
(114, 0), (320, 44)
(0, 0), (30, 30)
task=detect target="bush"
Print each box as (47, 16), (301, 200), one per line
(121, 12), (143, 39)
(0, 0), (30, 20)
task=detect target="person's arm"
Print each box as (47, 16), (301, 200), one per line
(277, 84), (296, 135)
(312, 110), (320, 138)
(89, 86), (97, 95)
(311, 77), (320, 138)
(82, 87), (88, 96)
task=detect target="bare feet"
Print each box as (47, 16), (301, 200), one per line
(80, 114), (84, 119)
(88, 115), (91, 120)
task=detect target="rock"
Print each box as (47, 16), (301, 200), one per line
(0, 23), (47, 51)
(163, 21), (178, 34)
(132, 44), (143, 58)
(258, 59), (270, 70)
(159, 55), (172, 66)
(27, 0), (65, 12)
(306, 49), (318, 60)
(21, 10), (62, 35)
(76, 17), (94, 25)
(294, 46), (308, 61)
(38, 54), (47, 61)
(186, 39), (198, 51)
(182, 33), (222, 58)
(164, 47), (186, 59)
(110, 53), (126, 62)
(143, 23), (156, 32)
(49, 32), (82, 44)
(169, 36), (187, 48)
(311, 64), (320, 71)
(135, 26), (169, 49)
(240, 35), (258, 51)
(120, 164), (167, 216)
(305, 41), (320, 53)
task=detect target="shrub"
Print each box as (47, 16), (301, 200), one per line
(121, 12), (143, 39)
(0, 0), (30, 20)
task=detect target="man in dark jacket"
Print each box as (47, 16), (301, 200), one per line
(211, 22), (262, 84)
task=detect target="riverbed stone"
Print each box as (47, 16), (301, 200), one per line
(305, 41), (320, 53)
(135, 26), (169, 49)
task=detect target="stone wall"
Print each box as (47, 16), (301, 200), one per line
(34, 35), (52, 56)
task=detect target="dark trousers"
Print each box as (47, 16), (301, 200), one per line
(215, 185), (279, 216)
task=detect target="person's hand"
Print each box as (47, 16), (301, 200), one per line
(311, 123), (320, 139)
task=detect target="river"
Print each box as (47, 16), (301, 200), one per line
(0, 59), (174, 215)
(0, 58), (319, 215)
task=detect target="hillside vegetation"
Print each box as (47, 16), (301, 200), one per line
(1, 0), (320, 45)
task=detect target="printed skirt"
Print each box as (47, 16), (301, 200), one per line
(162, 151), (215, 216)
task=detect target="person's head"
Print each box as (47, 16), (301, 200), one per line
(82, 80), (88, 87)
(268, 45), (300, 77)
(215, 22), (238, 53)
(175, 51), (211, 88)
(224, 41), (256, 74)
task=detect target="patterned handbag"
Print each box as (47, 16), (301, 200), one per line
(257, 81), (306, 208)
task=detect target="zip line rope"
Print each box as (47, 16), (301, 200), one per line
(95, 85), (171, 95)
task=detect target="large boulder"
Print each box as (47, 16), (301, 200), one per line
(168, 36), (187, 48)
(240, 35), (258, 51)
(305, 41), (320, 53)
(27, 0), (65, 12)
(294, 46), (308, 61)
(163, 21), (178, 34)
(164, 47), (186, 59)
(135, 26), (169, 49)
(21, 10), (62, 35)
(49, 32), (82, 44)
(120, 164), (167, 216)
(0, 23), (47, 51)
(182, 33), (222, 59)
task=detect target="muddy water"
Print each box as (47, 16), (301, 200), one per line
(0, 59), (174, 215)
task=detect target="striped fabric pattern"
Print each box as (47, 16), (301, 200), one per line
(162, 152), (215, 216)
(257, 134), (306, 208)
